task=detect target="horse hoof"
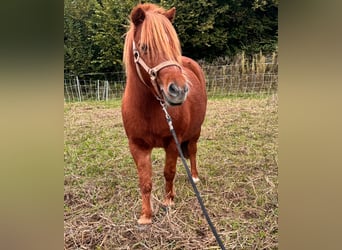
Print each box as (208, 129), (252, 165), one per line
(192, 177), (200, 183)
(162, 198), (174, 207)
(138, 216), (152, 225)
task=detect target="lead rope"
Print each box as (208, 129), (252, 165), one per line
(160, 101), (226, 250)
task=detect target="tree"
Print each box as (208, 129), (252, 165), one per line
(64, 0), (278, 75)
(64, 0), (135, 76)
(64, 0), (95, 75)
(161, 0), (278, 60)
(87, 0), (135, 74)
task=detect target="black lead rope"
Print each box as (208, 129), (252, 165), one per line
(160, 102), (226, 250)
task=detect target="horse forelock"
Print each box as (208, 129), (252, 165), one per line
(140, 12), (182, 63)
(123, 4), (182, 74)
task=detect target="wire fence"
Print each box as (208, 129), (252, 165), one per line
(64, 63), (278, 102)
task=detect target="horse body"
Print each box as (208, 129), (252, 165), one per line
(122, 3), (207, 224)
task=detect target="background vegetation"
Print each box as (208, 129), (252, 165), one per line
(64, 0), (278, 77)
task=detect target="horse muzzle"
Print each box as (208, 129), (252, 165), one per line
(162, 82), (189, 106)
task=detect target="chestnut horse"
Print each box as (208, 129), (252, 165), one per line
(122, 3), (207, 224)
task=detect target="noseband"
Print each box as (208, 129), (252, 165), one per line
(132, 41), (182, 100)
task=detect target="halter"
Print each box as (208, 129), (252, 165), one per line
(132, 41), (182, 101)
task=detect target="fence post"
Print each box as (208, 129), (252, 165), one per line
(64, 79), (69, 102)
(76, 76), (82, 102)
(97, 80), (100, 101)
(105, 80), (109, 101)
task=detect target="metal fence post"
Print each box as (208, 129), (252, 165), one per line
(105, 80), (109, 101)
(97, 80), (100, 101)
(76, 76), (82, 102)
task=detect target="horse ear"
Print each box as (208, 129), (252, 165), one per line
(131, 7), (145, 26)
(164, 7), (176, 23)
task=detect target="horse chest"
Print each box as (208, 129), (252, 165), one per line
(123, 107), (172, 147)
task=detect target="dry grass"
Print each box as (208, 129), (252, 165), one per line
(64, 95), (278, 249)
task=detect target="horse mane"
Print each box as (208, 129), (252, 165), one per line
(123, 4), (182, 74)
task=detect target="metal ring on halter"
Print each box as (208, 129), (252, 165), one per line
(149, 69), (157, 80)
(133, 50), (140, 63)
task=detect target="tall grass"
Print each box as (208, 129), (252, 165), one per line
(199, 51), (278, 98)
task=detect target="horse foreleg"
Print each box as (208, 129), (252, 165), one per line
(129, 142), (153, 224)
(188, 141), (200, 183)
(163, 146), (178, 206)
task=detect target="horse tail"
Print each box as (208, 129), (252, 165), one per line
(180, 141), (190, 159)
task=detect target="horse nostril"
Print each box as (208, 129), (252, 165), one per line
(168, 83), (180, 97)
(184, 85), (189, 93)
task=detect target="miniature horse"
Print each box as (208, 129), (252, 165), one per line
(122, 3), (207, 224)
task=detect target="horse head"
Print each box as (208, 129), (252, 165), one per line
(128, 4), (189, 106)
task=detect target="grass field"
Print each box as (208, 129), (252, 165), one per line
(64, 95), (278, 249)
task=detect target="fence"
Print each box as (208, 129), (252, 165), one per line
(64, 63), (278, 102)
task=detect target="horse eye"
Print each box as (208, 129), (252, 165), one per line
(141, 44), (148, 53)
